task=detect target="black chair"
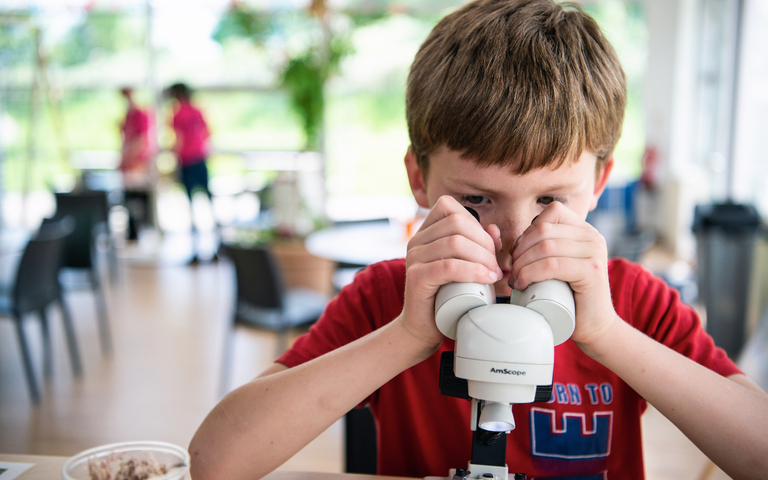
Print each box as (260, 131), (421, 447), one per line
(219, 243), (330, 392)
(49, 191), (113, 355)
(318, 218), (386, 473)
(0, 218), (82, 402)
(123, 189), (153, 240)
(345, 405), (378, 474)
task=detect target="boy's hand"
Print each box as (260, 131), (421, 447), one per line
(509, 201), (618, 348)
(400, 195), (502, 350)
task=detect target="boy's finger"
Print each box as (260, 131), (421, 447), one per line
(410, 197), (496, 255)
(512, 202), (579, 255)
(531, 201), (581, 227)
(486, 224), (502, 253)
(409, 257), (501, 289)
(412, 215), (496, 256)
(512, 235), (600, 270)
(408, 234), (500, 277)
(511, 255), (603, 291)
(415, 195), (465, 231)
(512, 222), (599, 262)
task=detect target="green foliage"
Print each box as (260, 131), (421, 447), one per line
(347, 11), (388, 28)
(195, 91), (303, 151)
(281, 53), (325, 151)
(212, 6), (361, 152)
(60, 89), (123, 150)
(212, 6), (273, 45)
(0, 17), (35, 68)
(582, 0), (647, 178)
(280, 34), (352, 151)
(56, 12), (122, 66)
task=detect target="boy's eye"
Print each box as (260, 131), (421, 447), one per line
(538, 196), (562, 205)
(461, 195), (486, 205)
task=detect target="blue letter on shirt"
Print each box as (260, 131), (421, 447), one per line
(530, 408), (613, 459)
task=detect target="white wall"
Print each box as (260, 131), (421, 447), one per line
(640, 0), (764, 261)
(640, 0), (704, 260)
(731, 0), (768, 212)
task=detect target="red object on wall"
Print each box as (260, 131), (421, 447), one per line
(640, 145), (660, 190)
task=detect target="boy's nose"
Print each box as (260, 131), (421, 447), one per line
(496, 218), (531, 255)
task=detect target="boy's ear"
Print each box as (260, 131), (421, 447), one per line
(589, 156), (614, 211)
(405, 147), (430, 209)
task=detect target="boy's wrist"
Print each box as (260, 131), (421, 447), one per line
(390, 314), (443, 365)
(573, 313), (625, 361)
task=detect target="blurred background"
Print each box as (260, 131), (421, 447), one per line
(0, 0), (767, 479)
(0, 0), (765, 255)
(0, 0), (651, 232)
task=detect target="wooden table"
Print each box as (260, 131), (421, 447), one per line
(0, 453), (417, 480)
(0, 454), (62, 479)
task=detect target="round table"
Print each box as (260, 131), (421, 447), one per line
(305, 222), (409, 266)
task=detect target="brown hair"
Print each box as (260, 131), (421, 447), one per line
(406, 0), (627, 176)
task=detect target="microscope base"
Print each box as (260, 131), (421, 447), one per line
(447, 463), (509, 480)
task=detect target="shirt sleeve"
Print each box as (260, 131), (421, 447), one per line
(276, 259), (406, 369)
(610, 258), (742, 378)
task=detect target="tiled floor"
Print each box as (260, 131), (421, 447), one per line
(0, 229), (747, 479)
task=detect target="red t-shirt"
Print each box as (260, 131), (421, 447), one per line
(278, 258), (740, 479)
(120, 106), (154, 171)
(172, 101), (210, 165)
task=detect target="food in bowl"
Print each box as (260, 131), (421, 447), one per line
(86, 452), (182, 480)
(61, 441), (190, 480)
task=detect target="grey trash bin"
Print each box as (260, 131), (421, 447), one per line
(693, 202), (763, 359)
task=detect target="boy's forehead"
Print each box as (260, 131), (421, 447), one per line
(429, 146), (598, 184)
(441, 168), (592, 196)
(426, 150), (597, 196)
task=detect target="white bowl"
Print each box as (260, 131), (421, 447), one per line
(61, 441), (190, 480)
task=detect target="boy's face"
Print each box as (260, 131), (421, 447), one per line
(405, 145), (612, 295)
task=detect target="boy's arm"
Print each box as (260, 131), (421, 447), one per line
(189, 197), (501, 480)
(188, 318), (436, 480)
(584, 320), (768, 478)
(511, 201), (768, 479)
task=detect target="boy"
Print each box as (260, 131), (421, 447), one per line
(189, 1), (768, 478)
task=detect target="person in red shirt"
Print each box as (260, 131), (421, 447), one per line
(119, 87), (154, 175)
(119, 87), (156, 240)
(166, 82), (211, 201)
(166, 82), (214, 262)
(188, 1), (768, 479)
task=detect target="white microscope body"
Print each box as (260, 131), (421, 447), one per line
(434, 279), (576, 480)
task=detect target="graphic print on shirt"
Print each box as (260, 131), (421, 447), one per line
(530, 382), (614, 460)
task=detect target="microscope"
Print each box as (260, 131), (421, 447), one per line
(434, 210), (576, 479)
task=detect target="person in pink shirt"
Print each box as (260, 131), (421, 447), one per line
(166, 83), (211, 201)
(119, 87), (154, 174)
(166, 82), (216, 263)
(119, 87), (156, 240)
